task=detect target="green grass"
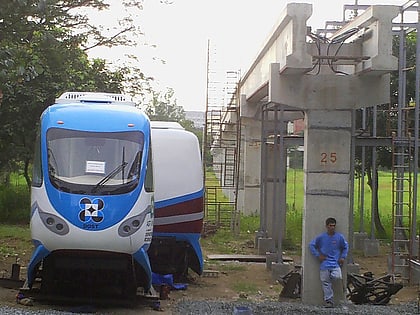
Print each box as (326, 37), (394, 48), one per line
(205, 168), (414, 252)
(0, 224), (32, 259)
(209, 262), (247, 272)
(232, 282), (259, 295)
(0, 224), (30, 239)
(285, 168), (413, 241)
(201, 228), (256, 254)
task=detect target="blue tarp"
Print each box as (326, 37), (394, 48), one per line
(152, 272), (188, 290)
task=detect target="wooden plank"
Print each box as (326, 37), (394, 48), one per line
(206, 254), (294, 263)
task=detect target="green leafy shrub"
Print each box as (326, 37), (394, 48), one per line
(0, 185), (30, 224)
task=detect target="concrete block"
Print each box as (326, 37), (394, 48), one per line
(388, 254), (409, 279)
(271, 262), (294, 282)
(257, 237), (275, 255)
(266, 252), (278, 271)
(410, 260), (420, 286)
(353, 232), (368, 251)
(363, 239), (380, 257)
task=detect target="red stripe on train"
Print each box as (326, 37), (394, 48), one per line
(154, 219), (203, 233)
(155, 197), (203, 217)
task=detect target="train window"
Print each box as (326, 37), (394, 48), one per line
(32, 127), (43, 187)
(46, 128), (145, 195)
(144, 137), (154, 193)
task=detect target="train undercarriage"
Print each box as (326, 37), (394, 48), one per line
(148, 237), (201, 282)
(33, 250), (149, 299)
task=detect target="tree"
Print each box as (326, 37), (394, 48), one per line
(0, 0), (151, 186)
(144, 87), (203, 152)
(145, 88), (186, 122)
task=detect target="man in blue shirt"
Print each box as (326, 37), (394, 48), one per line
(309, 217), (349, 308)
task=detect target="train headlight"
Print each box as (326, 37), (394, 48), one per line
(46, 217), (55, 225)
(39, 212), (69, 236)
(118, 205), (152, 237)
(31, 202), (69, 235)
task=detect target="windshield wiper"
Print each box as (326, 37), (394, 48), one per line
(92, 161), (128, 193)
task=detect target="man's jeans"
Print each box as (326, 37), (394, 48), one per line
(320, 267), (342, 302)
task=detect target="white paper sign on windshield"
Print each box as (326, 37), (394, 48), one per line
(86, 161), (106, 174)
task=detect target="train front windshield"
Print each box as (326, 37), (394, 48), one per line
(47, 128), (144, 195)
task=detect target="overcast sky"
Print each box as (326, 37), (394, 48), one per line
(89, 0), (406, 111)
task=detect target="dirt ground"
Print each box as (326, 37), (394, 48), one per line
(0, 240), (418, 314)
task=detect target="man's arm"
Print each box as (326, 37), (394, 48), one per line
(339, 235), (349, 265)
(309, 235), (325, 261)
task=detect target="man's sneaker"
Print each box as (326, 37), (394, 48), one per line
(324, 300), (334, 308)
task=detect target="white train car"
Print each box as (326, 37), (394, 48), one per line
(148, 121), (204, 279)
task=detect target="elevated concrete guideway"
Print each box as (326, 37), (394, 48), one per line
(238, 3), (398, 305)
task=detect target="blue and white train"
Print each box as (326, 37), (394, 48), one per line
(26, 92), (155, 296)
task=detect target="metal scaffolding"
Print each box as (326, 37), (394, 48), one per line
(203, 40), (241, 232)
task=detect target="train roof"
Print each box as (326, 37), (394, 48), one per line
(150, 121), (184, 130)
(56, 92), (135, 106)
(42, 92), (149, 132)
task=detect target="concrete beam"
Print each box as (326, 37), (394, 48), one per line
(269, 70), (391, 110)
(240, 3), (312, 102)
(331, 5), (398, 75)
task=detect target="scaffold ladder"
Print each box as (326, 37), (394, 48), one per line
(203, 43), (241, 230)
(391, 136), (413, 280)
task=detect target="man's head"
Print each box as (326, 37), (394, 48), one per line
(325, 217), (336, 235)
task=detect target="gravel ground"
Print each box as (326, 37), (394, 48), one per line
(0, 300), (418, 314)
(172, 300), (419, 315)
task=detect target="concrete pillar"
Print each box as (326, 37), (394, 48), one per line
(363, 239), (380, 256)
(301, 109), (351, 305)
(263, 136), (287, 250)
(242, 119), (261, 216)
(353, 232), (368, 251)
(265, 143), (278, 238)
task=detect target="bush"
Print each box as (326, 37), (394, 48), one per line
(0, 185), (30, 224)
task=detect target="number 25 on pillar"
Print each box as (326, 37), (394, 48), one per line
(320, 152), (337, 165)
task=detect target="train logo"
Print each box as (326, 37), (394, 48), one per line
(79, 198), (104, 224)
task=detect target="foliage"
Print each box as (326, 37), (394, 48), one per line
(145, 88), (184, 121)
(144, 87), (197, 130)
(0, 185), (30, 224)
(0, 0), (154, 187)
(144, 87), (203, 147)
(391, 32), (417, 108)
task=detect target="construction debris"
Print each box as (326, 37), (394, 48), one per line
(347, 272), (403, 305)
(278, 266), (302, 299)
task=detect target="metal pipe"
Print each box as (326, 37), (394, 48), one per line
(360, 108), (366, 233)
(411, 1), (420, 257)
(371, 106), (377, 240)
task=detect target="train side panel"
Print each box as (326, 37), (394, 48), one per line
(149, 122), (204, 278)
